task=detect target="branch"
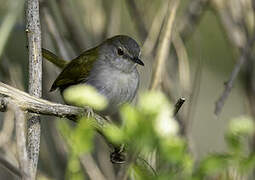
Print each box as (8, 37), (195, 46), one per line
(142, 4), (167, 57)
(41, 6), (71, 60)
(0, 109), (14, 147)
(172, 32), (191, 93)
(26, 0), (43, 177)
(212, 1), (246, 49)
(0, 82), (106, 127)
(214, 52), (247, 115)
(178, 0), (209, 41)
(58, 0), (89, 50)
(150, 0), (180, 90)
(0, 154), (23, 178)
(215, 34), (255, 116)
(161, 76), (187, 136)
(9, 103), (30, 179)
(0, 0), (25, 58)
(80, 154), (106, 180)
(116, 151), (139, 180)
(125, 0), (148, 41)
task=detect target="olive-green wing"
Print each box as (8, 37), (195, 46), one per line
(50, 47), (98, 91)
(42, 48), (68, 69)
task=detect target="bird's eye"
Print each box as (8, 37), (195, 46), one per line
(117, 47), (124, 56)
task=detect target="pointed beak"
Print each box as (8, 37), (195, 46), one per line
(132, 57), (144, 66)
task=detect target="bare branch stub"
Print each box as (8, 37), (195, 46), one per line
(174, 97), (185, 117)
(26, 0), (43, 177)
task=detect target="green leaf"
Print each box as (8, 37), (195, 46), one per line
(72, 117), (95, 155)
(239, 153), (255, 173)
(138, 91), (171, 115)
(58, 117), (95, 156)
(159, 137), (186, 163)
(225, 133), (242, 153)
(195, 154), (230, 178)
(63, 84), (108, 110)
(228, 116), (255, 136)
(121, 104), (139, 134)
(103, 124), (125, 144)
(66, 155), (85, 180)
(58, 120), (73, 147)
(131, 164), (155, 180)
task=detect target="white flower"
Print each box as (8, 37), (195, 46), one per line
(155, 106), (179, 137)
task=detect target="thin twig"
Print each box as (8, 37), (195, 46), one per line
(0, 154), (23, 178)
(142, 3), (168, 56)
(178, 0), (209, 41)
(9, 103), (30, 179)
(161, 75), (186, 135)
(172, 32), (191, 94)
(212, 1), (246, 49)
(215, 34), (255, 116)
(243, 52), (255, 151)
(0, 109), (14, 147)
(186, 58), (203, 127)
(80, 154), (106, 180)
(26, 0), (43, 177)
(137, 156), (157, 176)
(125, 0), (148, 41)
(41, 6), (71, 60)
(150, 0), (180, 90)
(58, 0), (89, 50)
(0, 0), (25, 58)
(116, 151), (139, 180)
(215, 52), (247, 115)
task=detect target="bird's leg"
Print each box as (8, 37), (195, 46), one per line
(110, 144), (126, 164)
(85, 106), (94, 118)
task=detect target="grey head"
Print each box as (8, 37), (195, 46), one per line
(98, 35), (144, 73)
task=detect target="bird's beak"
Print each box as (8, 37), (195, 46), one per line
(132, 57), (144, 66)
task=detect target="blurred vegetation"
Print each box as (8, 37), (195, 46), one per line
(60, 88), (255, 179)
(0, 0), (255, 179)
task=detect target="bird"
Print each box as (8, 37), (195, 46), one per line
(43, 35), (144, 116)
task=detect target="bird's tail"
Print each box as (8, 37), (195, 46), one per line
(42, 48), (68, 69)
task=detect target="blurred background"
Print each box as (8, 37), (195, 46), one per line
(0, 0), (254, 179)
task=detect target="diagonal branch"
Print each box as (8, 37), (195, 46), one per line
(215, 34), (255, 116)
(149, 0), (180, 90)
(0, 81), (106, 127)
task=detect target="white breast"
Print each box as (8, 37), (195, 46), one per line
(86, 64), (139, 115)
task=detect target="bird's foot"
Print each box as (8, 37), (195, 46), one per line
(86, 107), (94, 118)
(110, 144), (126, 164)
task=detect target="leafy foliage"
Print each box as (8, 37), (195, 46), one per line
(58, 85), (255, 179)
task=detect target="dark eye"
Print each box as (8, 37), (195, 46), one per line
(117, 47), (124, 56)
